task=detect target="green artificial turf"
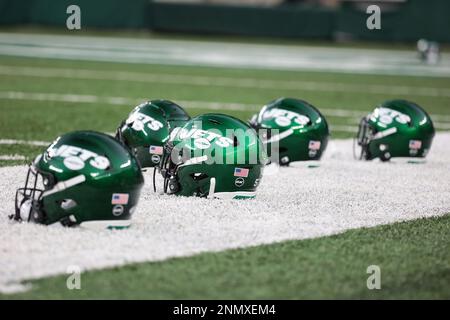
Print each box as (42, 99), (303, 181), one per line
(1, 54), (450, 167)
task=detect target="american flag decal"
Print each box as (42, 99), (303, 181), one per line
(234, 168), (249, 178)
(309, 140), (321, 150)
(112, 193), (129, 205)
(149, 145), (164, 155)
(409, 140), (422, 150)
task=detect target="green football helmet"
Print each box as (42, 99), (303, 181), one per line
(12, 131), (144, 229)
(355, 99), (435, 161)
(249, 97), (330, 166)
(116, 100), (190, 168)
(157, 113), (266, 199)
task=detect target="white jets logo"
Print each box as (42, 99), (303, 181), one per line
(170, 127), (233, 149)
(262, 108), (310, 127)
(371, 107), (411, 126)
(126, 110), (164, 132)
(48, 145), (110, 170)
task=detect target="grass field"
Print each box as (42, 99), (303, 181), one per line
(0, 33), (449, 299)
(1, 54), (449, 166)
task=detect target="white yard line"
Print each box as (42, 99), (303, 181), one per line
(1, 65), (450, 99)
(1, 32), (450, 77)
(0, 154), (26, 160)
(0, 139), (50, 147)
(1, 90), (449, 129)
(1, 133), (449, 293)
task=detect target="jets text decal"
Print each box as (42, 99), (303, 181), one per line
(262, 108), (310, 127)
(170, 127), (233, 149)
(48, 145), (110, 170)
(371, 107), (411, 126)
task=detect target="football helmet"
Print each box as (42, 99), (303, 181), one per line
(116, 100), (190, 168)
(12, 131), (144, 229)
(355, 99), (435, 161)
(157, 113), (266, 199)
(249, 97), (329, 165)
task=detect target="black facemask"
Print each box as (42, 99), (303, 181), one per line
(354, 116), (374, 160)
(12, 165), (54, 223)
(153, 142), (182, 194)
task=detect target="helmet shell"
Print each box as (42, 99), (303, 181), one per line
(118, 100), (190, 167)
(250, 97), (329, 165)
(35, 131), (144, 225)
(363, 100), (435, 160)
(167, 113), (266, 198)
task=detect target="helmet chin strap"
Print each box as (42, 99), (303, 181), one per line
(115, 121), (126, 144)
(355, 116), (372, 160)
(207, 177), (216, 199)
(152, 166), (157, 193)
(156, 143), (181, 194)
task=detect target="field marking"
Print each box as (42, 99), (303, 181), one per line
(2, 65), (450, 99)
(1, 32), (450, 77)
(0, 154), (26, 160)
(1, 90), (450, 128)
(0, 139), (50, 147)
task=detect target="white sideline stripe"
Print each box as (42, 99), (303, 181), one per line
(0, 154), (26, 160)
(2, 88), (450, 122)
(1, 65), (450, 99)
(0, 91), (132, 105)
(331, 125), (357, 133)
(2, 133), (450, 293)
(306, 108), (450, 123)
(1, 32), (450, 77)
(2, 89), (450, 127)
(1, 90), (450, 131)
(0, 127), (356, 152)
(0, 139), (50, 147)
